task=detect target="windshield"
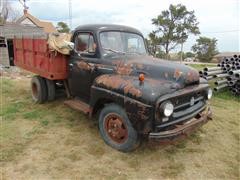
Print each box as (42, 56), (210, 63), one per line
(100, 31), (147, 55)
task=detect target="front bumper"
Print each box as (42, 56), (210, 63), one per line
(149, 107), (212, 140)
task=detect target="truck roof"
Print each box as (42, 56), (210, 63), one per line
(73, 24), (143, 35)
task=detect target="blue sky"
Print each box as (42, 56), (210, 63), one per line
(10, 0), (240, 52)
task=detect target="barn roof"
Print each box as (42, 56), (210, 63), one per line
(16, 11), (57, 33)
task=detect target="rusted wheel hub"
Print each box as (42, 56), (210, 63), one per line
(104, 113), (128, 144)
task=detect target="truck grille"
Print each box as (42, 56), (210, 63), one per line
(155, 90), (207, 130)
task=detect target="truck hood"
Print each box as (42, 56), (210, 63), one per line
(94, 55), (200, 104)
(94, 74), (180, 104)
(111, 55), (199, 88)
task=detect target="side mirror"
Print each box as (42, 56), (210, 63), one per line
(67, 42), (75, 50)
(64, 41), (81, 57)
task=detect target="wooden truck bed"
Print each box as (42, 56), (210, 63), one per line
(13, 36), (68, 80)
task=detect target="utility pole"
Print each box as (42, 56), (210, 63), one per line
(68, 0), (72, 30)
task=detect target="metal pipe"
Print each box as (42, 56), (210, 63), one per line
(214, 84), (228, 92)
(214, 73), (229, 78)
(206, 76), (214, 80)
(228, 80), (236, 86)
(229, 69), (240, 75)
(214, 79), (228, 86)
(227, 76), (238, 81)
(203, 67), (222, 72)
(222, 67), (228, 71)
(235, 74), (240, 80)
(231, 88), (239, 94)
(226, 64), (232, 68)
(204, 70), (224, 76)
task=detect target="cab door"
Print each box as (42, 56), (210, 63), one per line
(68, 32), (98, 101)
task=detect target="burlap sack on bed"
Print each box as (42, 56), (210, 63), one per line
(47, 33), (72, 55)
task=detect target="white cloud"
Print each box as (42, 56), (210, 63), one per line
(10, 0), (239, 52)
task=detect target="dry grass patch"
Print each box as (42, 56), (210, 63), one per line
(1, 76), (239, 179)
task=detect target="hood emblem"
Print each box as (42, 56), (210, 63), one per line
(190, 97), (195, 106)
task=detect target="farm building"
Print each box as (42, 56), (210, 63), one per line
(0, 10), (56, 67)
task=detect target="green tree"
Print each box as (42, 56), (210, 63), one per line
(192, 37), (218, 62)
(150, 4), (200, 58)
(185, 51), (195, 58)
(56, 22), (70, 33)
(148, 32), (159, 56)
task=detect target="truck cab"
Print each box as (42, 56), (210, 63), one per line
(65, 24), (212, 152)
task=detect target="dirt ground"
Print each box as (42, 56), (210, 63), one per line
(0, 69), (239, 180)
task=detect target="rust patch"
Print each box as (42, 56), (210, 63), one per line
(117, 64), (133, 75)
(186, 70), (199, 82)
(174, 69), (183, 81)
(137, 104), (148, 120)
(96, 75), (142, 97)
(77, 61), (92, 71)
(113, 60), (133, 75)
(135, 63), (144, 70)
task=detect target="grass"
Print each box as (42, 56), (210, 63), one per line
(187, 63), (216, 71)
(1, 74), (240, 179)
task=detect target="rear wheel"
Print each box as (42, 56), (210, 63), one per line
(45, 79), (56, 101)
(31, 76), (48, 103)
(98, 103), (140, 152)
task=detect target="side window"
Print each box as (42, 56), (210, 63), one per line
(128, 38), (138, 51)
(127, 36), (145, 54)
(75, 33), (96, 54)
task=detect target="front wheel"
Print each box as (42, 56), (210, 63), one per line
(98, 103), (140, 152)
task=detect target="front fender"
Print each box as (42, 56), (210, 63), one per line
(90, 85), (154, 134)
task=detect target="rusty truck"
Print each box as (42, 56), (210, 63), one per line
(13, 24), (212, 152)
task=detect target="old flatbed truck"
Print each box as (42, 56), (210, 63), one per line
(13, 24), (212, 152)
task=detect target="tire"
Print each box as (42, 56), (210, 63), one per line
(98, 103), (140, 152)
(45, 79), (56, 101)
(31, 76), (48, 104)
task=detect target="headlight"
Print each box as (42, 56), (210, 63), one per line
(207, 89), (213, 99)
(161, 101), (174, 117)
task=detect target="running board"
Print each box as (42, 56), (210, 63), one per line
(64, 99), (91, 114)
